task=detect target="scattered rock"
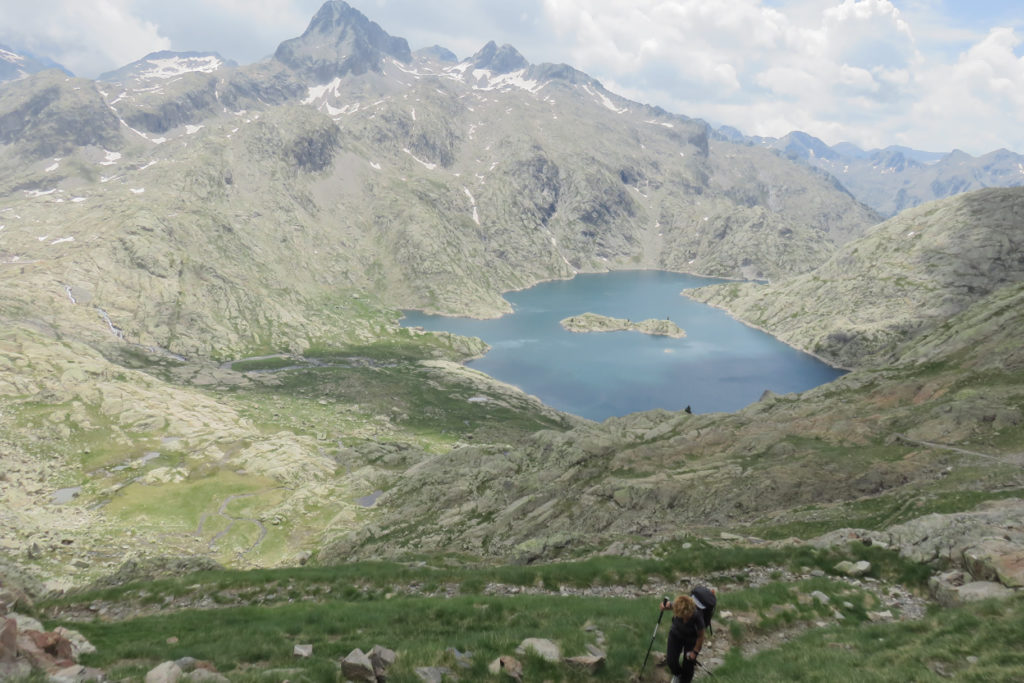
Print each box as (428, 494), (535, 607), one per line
(49, 663), (105, 682)
(488, 656), (523, 680)
(340, 648), (376, 682)
(415, 666), (454, 682)
(369, 644), (397, 677)
(930, 570), (1017, 606)
(810, 590), (830, 604)
(445, 646), (473, 669)
(867, 610), (894, 622)
(53, 627), (95, 658)
(962, 537), (1024, 588)
(145, 660), (183, 683)
(293, 643), (312, 658)
(516, 637), (560, 662)
(565, 654), (605, 674)
(833, 560), (871, 577)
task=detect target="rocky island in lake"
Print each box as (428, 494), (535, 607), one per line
(560, 312), (686, 338)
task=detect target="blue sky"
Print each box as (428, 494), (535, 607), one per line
(1, 0), (1022, 154)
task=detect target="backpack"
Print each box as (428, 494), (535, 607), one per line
(691, 586), (717, 634)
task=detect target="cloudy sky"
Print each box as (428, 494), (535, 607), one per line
(1, 0), (1022, 154)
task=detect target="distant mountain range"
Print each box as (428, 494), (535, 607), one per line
(0, 44), (72, 83)
(719, 127), (1024, 217)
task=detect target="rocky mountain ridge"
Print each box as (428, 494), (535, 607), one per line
(689, 187), (1024, 369)
(727, 128), (1024, 217)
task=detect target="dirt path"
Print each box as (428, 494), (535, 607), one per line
(893, 433), (1024, 466)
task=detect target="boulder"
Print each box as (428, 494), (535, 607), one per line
(49, 664), (106, 682)
(962, 537), (1024, 588)
(340, 648), (376, 682)
(958, 581), (1016, 603)
(0, 617), (16, 663)
(565, 654), (605, 674)
(54, 627), (96, 658)
(414, 666), (454, 682)
(145, 661), (183, 683)
(516, 637), (560, 662)
(930, 570), (1017, 606)
(9, 613), (44, 633)
(488, 656), (523, 680)
(369, 643), (397, 676)
(833, 560), (871, 577)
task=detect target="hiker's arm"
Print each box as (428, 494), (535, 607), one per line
(687, 631), (705, 660)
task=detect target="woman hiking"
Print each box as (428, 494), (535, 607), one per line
(661, 594), (705, 683)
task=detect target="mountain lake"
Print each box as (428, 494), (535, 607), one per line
(401, 270), (846, 421)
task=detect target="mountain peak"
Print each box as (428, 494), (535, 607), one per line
(274, 0), (412, 83)
(98, 51), (233, 84)
(0, 43), (73, 83)
(470, 41), (529, 75)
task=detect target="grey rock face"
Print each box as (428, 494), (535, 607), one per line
(0, 72), (121, 158)
(274, 0), (412, 82)
(470, 41), (529, 75)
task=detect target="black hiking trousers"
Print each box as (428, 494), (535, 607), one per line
(666, 629), (698, 682)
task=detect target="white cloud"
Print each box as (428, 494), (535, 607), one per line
(539, 0), (1024, 153)
(908, 27), (1024, 151)
(0, 0), (171, 77)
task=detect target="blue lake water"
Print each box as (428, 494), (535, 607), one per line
(401, 270), (845, 421)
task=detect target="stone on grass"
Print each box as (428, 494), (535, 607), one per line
(867, 610), (894, 622)
(445, 646), (473, 669)
(340, 648), (376, 682)
(833, 560), (871, 577)
(145, 660), (183, 683)
(488, 656), (523, 680)
(958, 581), (1015, 602)
(369, 643), (397, 676)
(516, 637), (560, 662)
(565, 654), (605, 674)
(962, 538), (1024, 587)
(183, 669), (229, 682)
(293, 643), (313, 658)
(810, 590), (831, 604)
(415, 665), (454, 682)
(54, 627), (96, 658)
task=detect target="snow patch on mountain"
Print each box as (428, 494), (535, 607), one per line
(403, 149), (436, 170)
(0, 48), (25, 65)
(584, 85), (627, 113)
(144, 55), (221, 79)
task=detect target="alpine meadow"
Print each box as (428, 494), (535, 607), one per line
(0, 2), (1022, 682)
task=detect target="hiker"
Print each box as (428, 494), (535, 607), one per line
(660, 594), (705, 683)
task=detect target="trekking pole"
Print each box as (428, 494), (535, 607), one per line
(639, 597), (670, 679)
(696, 658), (717, 678)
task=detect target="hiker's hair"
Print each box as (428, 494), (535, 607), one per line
(672, 594), (696, 620)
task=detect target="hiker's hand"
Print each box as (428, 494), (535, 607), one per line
(686, 651), (697, 661)
(660, 599), (670, 610)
